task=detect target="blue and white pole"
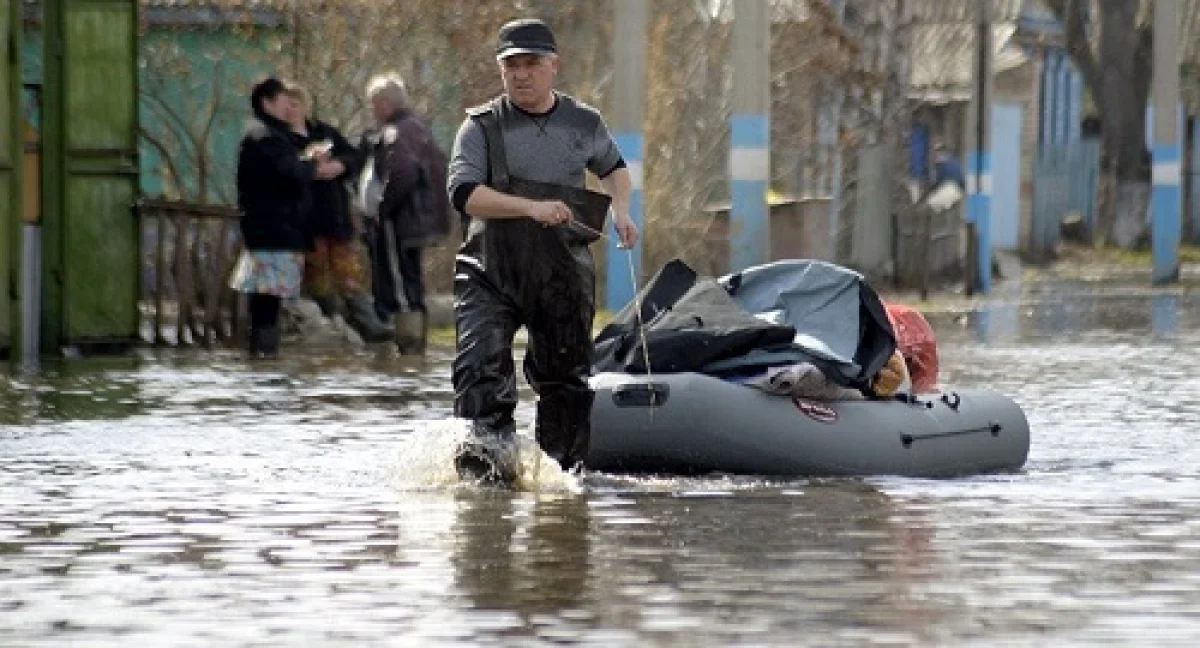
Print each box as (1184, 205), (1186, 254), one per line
(965, 0), (993, 295)
(730, 114), (770, 271)
(966, 149), (992, 293)
(1151, 0), (1182, 284)
(729, 0), (770, 272)
(607, 132), (644, 311)
(1152, 142), (1182, 284)
(605, 0), (648, 311)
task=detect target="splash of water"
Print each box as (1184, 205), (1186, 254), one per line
(389, 418), (581, 493)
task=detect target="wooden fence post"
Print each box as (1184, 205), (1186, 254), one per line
(154, 207), (167, 346)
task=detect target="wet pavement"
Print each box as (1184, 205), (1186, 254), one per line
(3, 285), (1200, 646)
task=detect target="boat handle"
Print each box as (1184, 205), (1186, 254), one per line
(894, 393), (936, 409)
(612, 382), (670, 408)
(941, 392), (962, 411)
(901, 422), (1002, 448)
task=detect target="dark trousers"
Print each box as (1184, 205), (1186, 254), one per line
(248, 293), (280, 329)
(451, 254), (596, 470)
(368, 219), (425, 315)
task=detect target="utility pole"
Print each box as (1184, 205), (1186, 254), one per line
(1152, 0), (1182, 285)
(607, 0), (647, 311)
(819, 0), (847, 261)
(730, 0), (770, 272)
(964, 0), (993, 294)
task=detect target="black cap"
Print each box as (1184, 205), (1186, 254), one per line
(495, 18), (557, 59)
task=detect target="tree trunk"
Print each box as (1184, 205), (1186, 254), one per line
(1098, 0), (1153, 248)
(1048, 0), (1154, 248)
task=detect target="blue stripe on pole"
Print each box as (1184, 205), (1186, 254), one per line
(1152, 142), (1182, 284)
(731, 114), (769, 149)
(607, 132), (643, 312)
(965, 151), (992, 191)
(730, 113), (769, 272)
(967, 148), (992, 293)
(730, 179), (769, 272)
(967, 192), (992, 293)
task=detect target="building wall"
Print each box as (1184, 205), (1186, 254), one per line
(137, 28), (283, 203)
(24, 24), (281, 204)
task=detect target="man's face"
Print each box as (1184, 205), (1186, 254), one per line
(371, 95), (393, 125)
(499, 54), (558, 109)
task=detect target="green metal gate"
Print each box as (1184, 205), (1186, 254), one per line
(42, 0), (139, 351)
(1, 0), (19, 354)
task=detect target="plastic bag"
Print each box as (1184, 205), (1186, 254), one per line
(884, 303), (939, 393)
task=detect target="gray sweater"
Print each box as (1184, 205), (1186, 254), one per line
(447, 93), (624, 212)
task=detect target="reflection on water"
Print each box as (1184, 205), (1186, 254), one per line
(1153, 294), (1180, 336)
(936, 283), (1194, 344)
(3, 291), (1200, 645)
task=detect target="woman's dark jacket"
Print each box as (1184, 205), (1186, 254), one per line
(236, 110), (316, 251)
(287, 120), (360, 241)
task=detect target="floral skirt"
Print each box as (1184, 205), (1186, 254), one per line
(228, 249), (305, 298)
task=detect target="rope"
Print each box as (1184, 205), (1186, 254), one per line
(566, 221), (657, 411)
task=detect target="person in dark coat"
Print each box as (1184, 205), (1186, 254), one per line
(282, 83), (392, 343)
(230, 76), (340, 357)
(356, 73), (451, 354)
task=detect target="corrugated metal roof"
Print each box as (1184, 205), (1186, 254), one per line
(907, 0), (1030, 104)
(909, 24), (1028, 103)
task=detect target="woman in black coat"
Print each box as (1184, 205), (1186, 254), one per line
(229, 77), (337, 356)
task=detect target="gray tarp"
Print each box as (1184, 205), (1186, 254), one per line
(718, 260), (894, 383)
(594, 259), (896, 390)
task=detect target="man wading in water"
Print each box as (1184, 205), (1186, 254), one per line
(447, 18), (639, 484)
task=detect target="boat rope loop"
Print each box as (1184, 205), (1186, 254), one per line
(626, 246), (657, 411)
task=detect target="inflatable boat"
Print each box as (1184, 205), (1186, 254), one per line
(584, 257), (1030, 478)
(586, 372), (1030, 478)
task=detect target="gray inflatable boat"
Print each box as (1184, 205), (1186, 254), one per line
(586, 372), (1030, 478)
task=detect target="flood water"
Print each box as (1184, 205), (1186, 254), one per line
(3, 288), (1200, 646)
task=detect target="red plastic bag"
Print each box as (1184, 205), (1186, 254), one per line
(884, 303), (939, 393)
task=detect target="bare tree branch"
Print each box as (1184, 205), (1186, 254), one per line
(138, 125), (185, 200)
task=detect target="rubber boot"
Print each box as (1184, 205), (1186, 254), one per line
(344, 292), (394, 343)
(312, 294), (340, 319)
(395, 310), (427, 355)
(248, 326), (280, 358)
(454, 422), (519, 486)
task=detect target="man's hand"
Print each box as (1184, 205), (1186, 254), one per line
(614, 214), (639, 249)
(527, 200), (572, 227)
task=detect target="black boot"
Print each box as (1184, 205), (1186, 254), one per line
(312, 294), (340, 318)
(248, 326), (280, 358)
(395, 310), (428, 355)
(344, 292), (394, 343)
(455, 422), (519, 486)
(535, 387), (595, 472)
